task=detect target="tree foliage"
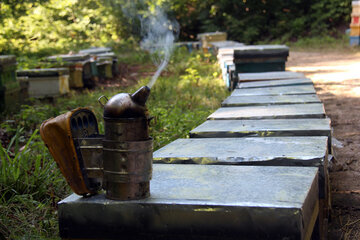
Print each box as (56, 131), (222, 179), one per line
(0, 0), (353, 55)
(171, 0), (352, 43)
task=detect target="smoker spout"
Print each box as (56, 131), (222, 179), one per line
(131, 86), (150, 106)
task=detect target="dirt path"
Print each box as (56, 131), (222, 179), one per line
(287, 50), (360, 239)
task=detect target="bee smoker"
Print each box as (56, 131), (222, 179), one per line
(100, 86), (153, 200)
(40, 86), (153, 201)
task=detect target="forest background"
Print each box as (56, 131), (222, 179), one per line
(0, 0), (352, 57)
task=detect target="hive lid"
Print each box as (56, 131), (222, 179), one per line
(197, 31), (227, 39)
(79, 47), (112, 55)
(0, 55), (16, 65)
(233, 45), (289, 59)
(46, 53), (90, 62)
(96, 52), (117, 59)
(210, 41), (245, 49)
(17, 68), (69, 77)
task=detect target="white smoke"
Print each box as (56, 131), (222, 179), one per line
(140, 6), (179, 88)
(120, 2), (179, 89)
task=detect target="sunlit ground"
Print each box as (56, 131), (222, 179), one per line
(287, 51), (360, 98)
(287, 50), (360, 239)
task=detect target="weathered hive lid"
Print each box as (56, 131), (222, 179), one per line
(17, 68), (69, 77)
(96, 52), (117, 60)
(197, 31), (227, 39)
(210, 41), (244, 49)
(233, 45), (289, 59)
(0, 55), (16, 66)
(79, 47), (112, 55)
(46, 53), (90, 62)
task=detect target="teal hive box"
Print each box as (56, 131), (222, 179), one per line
(233, 45), (289, 73)
(97, 52), (119, 77)
(96, 55), (113, 79)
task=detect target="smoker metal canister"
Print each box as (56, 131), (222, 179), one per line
(101, 86), (153, 200)
(102, 117), (153, 200)
(104, 117), (150, 141)
(103, 137), (153, 200)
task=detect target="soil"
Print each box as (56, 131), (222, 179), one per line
(287, 50), (360, 239)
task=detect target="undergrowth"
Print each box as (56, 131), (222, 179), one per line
(0, 47), (228, 239)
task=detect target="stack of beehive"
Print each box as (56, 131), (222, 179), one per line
(350, 1), (360, 45)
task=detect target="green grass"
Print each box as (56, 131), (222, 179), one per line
(0, 47), (228, 239)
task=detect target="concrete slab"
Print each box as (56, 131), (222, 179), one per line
(59, 164), (319, 240)
(208, 104), (326, 120)
(189, 119), (331, 138)
(237, 78), (313, 89)
(238, 71), (305, 82)
(231, 85), (316, 96)
(222, 94), (321, 107)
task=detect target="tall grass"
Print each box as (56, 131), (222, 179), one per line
(0, 47), (228, 239)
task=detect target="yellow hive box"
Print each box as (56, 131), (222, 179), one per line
(197, 32), (227, 49)
(350, 25), (360, 36)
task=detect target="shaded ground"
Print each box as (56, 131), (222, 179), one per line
(287, 50), (360, 239)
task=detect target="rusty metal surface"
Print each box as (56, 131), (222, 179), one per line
(222, 94), (321, 107)
(190, 119), (331, 138)
(237, 78), (313, 88)
(231, 85), (316, 96)
(77, 137), (103, 179)
(103, 112), (152, 200)
(238, 71), (305, 81)
(104, 117), (150, 141)
(102, 137), (153, 200)
(208, 103), (325, 120)
(58, 164), (319, 239)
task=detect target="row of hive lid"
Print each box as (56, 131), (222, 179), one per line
(0, 47), (119, 112)
(350, 1), (360, 45)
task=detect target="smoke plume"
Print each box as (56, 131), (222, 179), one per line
(121, 3), (179, 88)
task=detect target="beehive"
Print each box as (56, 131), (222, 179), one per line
(350, 1), (360, 45)
(46, 54), (98, 88)
(197, 32), (227, 49)
(17, 68), (70, 98)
